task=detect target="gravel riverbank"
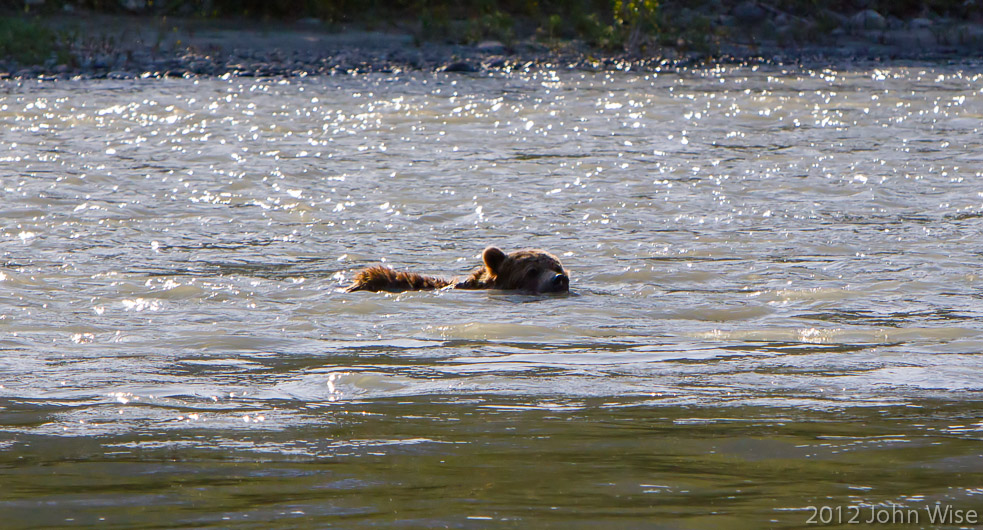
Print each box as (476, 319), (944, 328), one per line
(3, 10), (983, 80)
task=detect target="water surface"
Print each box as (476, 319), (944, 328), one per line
(2, 63), (983, 528)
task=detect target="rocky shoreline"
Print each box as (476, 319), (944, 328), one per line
(3, 10), (983, 81)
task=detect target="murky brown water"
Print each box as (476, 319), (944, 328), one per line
(2, 63), (983, 528)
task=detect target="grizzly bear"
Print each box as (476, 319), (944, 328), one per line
(346, 246), (570, 294)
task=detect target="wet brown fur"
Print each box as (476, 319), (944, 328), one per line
(346, 247), (569, 294)
(345, 265), (452, 293)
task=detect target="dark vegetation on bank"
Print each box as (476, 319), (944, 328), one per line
(1, 0), (982, 77)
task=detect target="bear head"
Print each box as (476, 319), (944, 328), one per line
(463, 246), (570, 293)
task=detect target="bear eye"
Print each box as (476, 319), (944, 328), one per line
(526, 268), (539, 278)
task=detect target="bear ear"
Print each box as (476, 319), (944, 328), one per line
(482, 246), (507, 275)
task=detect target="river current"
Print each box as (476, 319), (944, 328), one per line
(2, 63), (983, 528)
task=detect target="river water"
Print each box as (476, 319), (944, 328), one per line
(2, 63), (983, 528)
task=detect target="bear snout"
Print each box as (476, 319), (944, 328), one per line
(549, 272), (569, 292)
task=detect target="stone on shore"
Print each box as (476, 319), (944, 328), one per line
(441, 61), (478, 73)
(476, 40), (507, 54)
(884, 28), (937, 48)
(849, 9), (887, 31)
(732, 1), (767, 25)
(957, 24), (983, 46)
(910, 18), (933, 30)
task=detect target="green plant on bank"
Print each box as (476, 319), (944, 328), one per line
(0, 17), (69, 66)
(545, 13), (562, 43)
(573, 12), (619, 50)
(613, 0), (658, 53)
(657, 9), (715, 54)
(417, 5), (452, 44)
(535, 0), (658, 53)
(466, 9), (514, 46)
